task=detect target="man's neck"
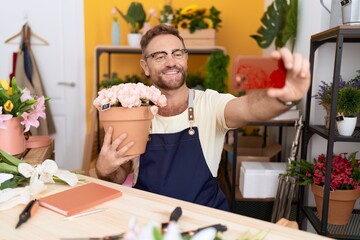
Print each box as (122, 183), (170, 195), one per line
(158, 87), (190, 117)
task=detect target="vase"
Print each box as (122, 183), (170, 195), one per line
(99, 107), (153, 156)
(322, 104), (331, 129)
(127, 33), (141, 47)
(311, 184), (360, 225)
(0, 117), (26, 155)
(111, 21), (120, 45)
(336, 116), (357, 136)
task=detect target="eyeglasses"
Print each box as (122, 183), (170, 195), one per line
(145, 49), (189, 63)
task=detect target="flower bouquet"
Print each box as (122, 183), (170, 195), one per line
(93, 83), (167, 156)
(287, 152), (360, 224)
(0, 149), (77, 210)
(0, 77), (47, 154)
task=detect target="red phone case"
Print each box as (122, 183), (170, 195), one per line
(232, 56), (286, 91)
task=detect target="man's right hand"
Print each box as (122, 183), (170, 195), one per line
(95, 126), (139, 184)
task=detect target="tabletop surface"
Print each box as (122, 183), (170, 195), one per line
(0, 175), (331, 240)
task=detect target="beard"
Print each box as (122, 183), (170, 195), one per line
(151, 66), (187, 91)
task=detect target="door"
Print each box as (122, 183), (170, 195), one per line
(0, 0), (86, 170)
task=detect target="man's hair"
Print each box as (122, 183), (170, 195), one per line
(140, 24), (185, 53)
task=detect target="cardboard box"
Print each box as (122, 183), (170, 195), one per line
(225, 136), (282, 185)
(239, 162), (287, 198)
(179, 29), (216, 47)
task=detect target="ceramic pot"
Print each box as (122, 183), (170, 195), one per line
(311, 184), (360, 225)
(0, 117), (26, 155)
(322, 104), (331, 129)
(99, 107), (153, 156)
(336, 116), (357, 136)
(127, 33), (141, 47)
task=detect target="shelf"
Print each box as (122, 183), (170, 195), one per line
(303, 207), (360, 239)
(301, 25), (360, 238)
(308, 125), (360, 142)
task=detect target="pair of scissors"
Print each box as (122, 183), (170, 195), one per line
(15, 199), (40, 229)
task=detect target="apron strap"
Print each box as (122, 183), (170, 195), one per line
(188, 89), (195, 135)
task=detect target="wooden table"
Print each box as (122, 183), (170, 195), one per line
(0, 176), (331, 240)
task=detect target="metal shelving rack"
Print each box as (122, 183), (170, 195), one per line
(300, 25), (360, 239)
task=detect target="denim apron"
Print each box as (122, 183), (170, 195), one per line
(134, 90), (229, 211)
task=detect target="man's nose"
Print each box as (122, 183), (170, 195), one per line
(164, 54), (177, 66)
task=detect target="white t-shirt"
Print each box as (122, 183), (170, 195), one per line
(132, 89), (235, 181)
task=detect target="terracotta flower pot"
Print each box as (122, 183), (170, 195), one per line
(0, 117), (26, 155)
(311, 183), (360, 225)
(99, 107), (153, 156)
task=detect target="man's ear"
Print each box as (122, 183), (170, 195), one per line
(140, 59), (150, 77)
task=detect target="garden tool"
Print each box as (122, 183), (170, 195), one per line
(271, 115), (303, 223)
(161, 206), (182, 234)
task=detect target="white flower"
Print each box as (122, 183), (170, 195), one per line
(7, 160), (78, 204)
(0, 173), (13, 185)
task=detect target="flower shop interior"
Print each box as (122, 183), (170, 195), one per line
(1, 0), (360, 239)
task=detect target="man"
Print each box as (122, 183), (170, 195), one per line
(96, 24), (310, 211)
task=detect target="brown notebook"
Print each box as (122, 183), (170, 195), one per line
(39, 182), (122, 216)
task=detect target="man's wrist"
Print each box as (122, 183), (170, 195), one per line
(276, 97), (301, 107)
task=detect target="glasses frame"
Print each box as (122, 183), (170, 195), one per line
(144, 48), (189, 63)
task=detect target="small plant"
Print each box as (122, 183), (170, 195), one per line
(337, 86), (360, 117)
(115, 2), (146, 33)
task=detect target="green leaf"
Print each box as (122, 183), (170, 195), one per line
(204, 51), (229, 93)
(0, 175), (28, 190)
(250, 0), (297, 50)
(0, 162), (19, 174)
(0, 149), (24, 166)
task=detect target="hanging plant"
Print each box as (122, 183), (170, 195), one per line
(250, 0), (298, 51)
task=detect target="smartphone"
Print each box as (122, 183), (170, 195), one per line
(232, 56), (286, 91)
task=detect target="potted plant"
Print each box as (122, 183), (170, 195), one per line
(336, 86), (360, 136)
(313, 78), (346, 129)
(92, 83), (167, 156)
(114, 2), (146, 46)
(172, 4), (221, 46)
(0, 77), (48, 155)
(287, 152), (360, 225)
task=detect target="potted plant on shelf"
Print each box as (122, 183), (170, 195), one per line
(0, 77), (48, 155)
(172, 4), (221, 47)
(93, 82), (167, 156)
(114, 2), (146, 46)
(313, 78), (346, 129)
(287, 152), (360, 225)
(336, 85), (360, 136)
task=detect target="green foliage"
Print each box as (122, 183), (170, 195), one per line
(115, 2), (146, 33)
(204, 51), (229, 93)
(337, 86), (360, 117)
(186, 72), (205, 90)
(100, 73), (148, 89)
(287, 159), (314, 186)
(250, 0), (298, 50)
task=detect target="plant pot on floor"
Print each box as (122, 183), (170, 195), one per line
(311, 183), (360, 225)
(99, 106), (153, 156)
(336, 116), (357, 136)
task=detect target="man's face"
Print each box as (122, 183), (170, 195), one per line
(140, 34), (188, 91)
